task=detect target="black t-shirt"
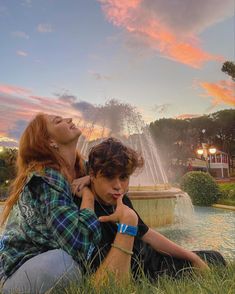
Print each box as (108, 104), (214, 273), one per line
(74, 194), (149, 271)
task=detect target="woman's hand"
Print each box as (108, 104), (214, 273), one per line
(80, 186), (95, 210)
(99, 196), (138, 226)
(71, 176), (91, 197)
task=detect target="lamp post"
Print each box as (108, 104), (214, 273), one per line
(197, 143), (216, 173)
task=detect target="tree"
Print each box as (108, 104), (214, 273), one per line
(149, 109), (235, 180)
(0, 147), (17, 184)
(189, 115), (215, 146)
(221, 61), (235, 81)
(149, 118), (193, 181)
(210, 109), (235, 156)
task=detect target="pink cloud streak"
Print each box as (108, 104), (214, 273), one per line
(0, 85), (86, 139)
(200, 80), (235, 106)
(0, 84), (32, 96)
(98, 0), (224, 67)
(175, 114), (200, 120)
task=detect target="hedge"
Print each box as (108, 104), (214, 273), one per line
(180, 171), (219, 206)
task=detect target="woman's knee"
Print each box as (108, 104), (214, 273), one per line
(2, 249), (82, 294)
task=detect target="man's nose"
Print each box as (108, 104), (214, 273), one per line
(113, 178), (122, 191)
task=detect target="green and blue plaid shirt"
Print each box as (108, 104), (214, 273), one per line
(0, 168), (101, 281)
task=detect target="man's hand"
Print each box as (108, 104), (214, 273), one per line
(71, 176), (91, 197)
(190, 253), (210, 272)
(99, 196), (138, 226)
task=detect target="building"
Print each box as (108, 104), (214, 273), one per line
(209, 151), (229, 178)
(188, 149), (230, 178)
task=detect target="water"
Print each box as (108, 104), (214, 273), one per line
(157, 206), (235, 261)
(76, 99), (168, 186)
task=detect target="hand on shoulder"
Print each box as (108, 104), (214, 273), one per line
(71, 176), (91, 197)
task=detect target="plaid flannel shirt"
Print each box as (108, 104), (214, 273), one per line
(0, 168), (101, 281)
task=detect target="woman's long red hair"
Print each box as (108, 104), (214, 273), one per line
(0, 113), (85, 226)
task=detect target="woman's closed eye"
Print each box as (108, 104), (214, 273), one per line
(55, 117), (62, 124)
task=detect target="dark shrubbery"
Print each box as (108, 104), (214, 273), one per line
(180, 171), (219, 206)
(0, 183), (10, 201)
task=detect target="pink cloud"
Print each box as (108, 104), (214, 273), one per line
(98, 0), (231, 67)
(199, 80), (235, 106)
(37, 23), (53, 33)
(175, 114), (200, 120)
(12, 31), (29, 39)
(16, 50), (28, 57)
(0, 85), (85, 140)
(0, 84), (32, 96)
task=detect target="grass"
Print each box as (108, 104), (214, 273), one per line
(217, 183), (235, 207)
(51, 263), (235, 294)
(218, 183), (235, 190)
(216, 199), (235, 207)
(1, 261), (234, 294)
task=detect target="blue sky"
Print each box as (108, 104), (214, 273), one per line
(0, 0), (234, 146)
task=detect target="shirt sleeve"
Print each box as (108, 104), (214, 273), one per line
(39, 182), (101, 261)
(123, 195), (149, 238)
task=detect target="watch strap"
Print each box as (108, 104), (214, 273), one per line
(117, 223), (138, 236)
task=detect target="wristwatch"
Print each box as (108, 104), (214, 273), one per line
(117, 223), (138, 236)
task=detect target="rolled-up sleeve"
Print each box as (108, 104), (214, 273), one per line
(40, 184), (101, 261)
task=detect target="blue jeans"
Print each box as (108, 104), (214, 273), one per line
(2, 249), (82, 294)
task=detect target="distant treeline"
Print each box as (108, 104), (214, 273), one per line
(149, 109), (235, 171)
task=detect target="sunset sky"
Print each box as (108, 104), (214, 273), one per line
(0, 0), (234, 147)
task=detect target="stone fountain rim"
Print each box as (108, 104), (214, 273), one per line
(128, 188), (186, 199)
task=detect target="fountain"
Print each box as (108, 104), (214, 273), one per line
(76, 99), (194, 227)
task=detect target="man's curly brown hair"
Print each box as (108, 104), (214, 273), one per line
(88, 137), (144, 178)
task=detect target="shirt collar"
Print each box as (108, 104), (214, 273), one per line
(25, 167), (71, 195)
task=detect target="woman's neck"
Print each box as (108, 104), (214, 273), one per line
(59, 144), (77, 179)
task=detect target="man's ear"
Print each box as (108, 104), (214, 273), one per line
(89, 170), (95, 181)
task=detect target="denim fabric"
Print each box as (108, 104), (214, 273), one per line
(2, 249), (82, 294)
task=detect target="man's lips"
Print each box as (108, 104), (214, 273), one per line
(111, 194), (122, 199)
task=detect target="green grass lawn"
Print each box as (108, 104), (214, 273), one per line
(217, 183), (235, 207)
(1, 263), (234, 293)
(51, 263), (235, 294)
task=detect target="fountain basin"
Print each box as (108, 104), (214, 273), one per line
(129, 188), (194, 227)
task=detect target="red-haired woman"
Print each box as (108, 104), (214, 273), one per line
(0, 114), (102, 293)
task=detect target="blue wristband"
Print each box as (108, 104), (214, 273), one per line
(117, 223), (138, 236)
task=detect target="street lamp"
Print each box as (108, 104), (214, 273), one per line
(197, 144), (217, 172)
(208, 147), (216, 155)
(197, 148), (203, 155)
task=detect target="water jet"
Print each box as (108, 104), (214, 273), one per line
(76, 99), (194, 227)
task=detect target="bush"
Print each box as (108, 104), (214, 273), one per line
(180, 171), (219, 206)
(0, 183), (10, 201)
